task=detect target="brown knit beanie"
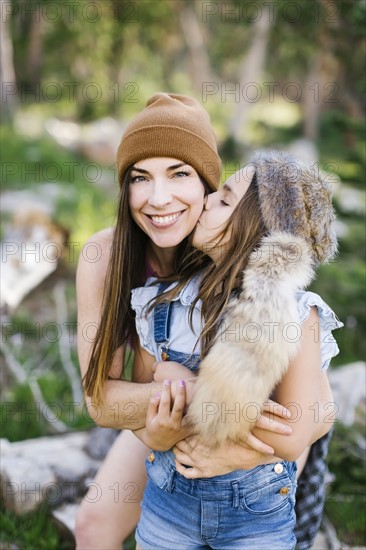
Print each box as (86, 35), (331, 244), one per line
(117, 93), (221, 190)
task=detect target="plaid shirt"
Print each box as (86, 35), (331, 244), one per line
(294, 429), (333, 549)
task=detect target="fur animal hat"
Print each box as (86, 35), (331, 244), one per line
(252, 150), (338, 265)
(187, 151), (338, 447)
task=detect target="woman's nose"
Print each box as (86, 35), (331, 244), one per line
(148, 182), (173, 208)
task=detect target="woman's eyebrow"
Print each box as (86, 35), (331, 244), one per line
(131, 166), (149, 174)
(167, 162), (187, 171)
(131, 162), (187, 174)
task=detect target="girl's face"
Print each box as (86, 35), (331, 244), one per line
(128, 157), (206, 249)
(192, 166), (255, 262)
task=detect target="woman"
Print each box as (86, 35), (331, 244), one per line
(130, 154), (342, 549)
(75, 94), (290, 549)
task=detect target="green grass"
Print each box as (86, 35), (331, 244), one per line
(0, 503), (74, 550)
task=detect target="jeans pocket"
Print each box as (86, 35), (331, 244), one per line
(242, 466), (295, 516)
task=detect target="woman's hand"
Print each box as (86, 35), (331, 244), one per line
(173, 400), (292, 478)
(173, 436), (279, 478)
(143, 379), (192, 451)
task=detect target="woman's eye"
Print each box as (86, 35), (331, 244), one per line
(130, 175), (146, 183)
(220, 200), (230, 206)
(174, 170), (191, 178)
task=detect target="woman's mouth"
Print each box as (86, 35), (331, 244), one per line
(147, 211), (184, 227)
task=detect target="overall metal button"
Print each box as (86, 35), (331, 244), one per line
(274, 463), (284, 474)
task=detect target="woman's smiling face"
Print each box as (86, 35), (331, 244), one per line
(128, 157), (206, 249)
(192, 165), (255, 262)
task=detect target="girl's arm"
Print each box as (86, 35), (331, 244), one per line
(251, 306), (327, 462)
(76, 228), (161, 429)
(174, 307), (334, 477)
(310, 371), (335, 442)
(154, 361), (294, 459)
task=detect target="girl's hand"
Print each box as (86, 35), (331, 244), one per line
(173, 436), (279, 479)
(243, 400), (292, 451)
(144, 379), (192, 451)
(232, 400), (292, 455)
(153, 361), (195, 383)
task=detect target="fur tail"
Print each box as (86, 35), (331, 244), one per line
(187, 232), (315, 447)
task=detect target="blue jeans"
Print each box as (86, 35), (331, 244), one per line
(136, 453), (297, 550)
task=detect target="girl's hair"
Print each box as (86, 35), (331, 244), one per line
(197, 172), (266, 355)
(151, 173), (267, 357)
(83, 167), (211, 404)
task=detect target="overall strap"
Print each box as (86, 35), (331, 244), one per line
(153, 282), (174, 360)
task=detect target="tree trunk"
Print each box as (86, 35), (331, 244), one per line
(228, 7), (273, 141)
(26, 14), (44, 85)
(0, 0), (18, 121)
(303, 57), (322, 141)
(177, 0), (216, 94)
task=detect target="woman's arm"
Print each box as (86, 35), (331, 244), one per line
(76, 228), (161, 429)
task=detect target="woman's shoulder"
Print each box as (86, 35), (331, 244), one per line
(76, 227), (114, 289)
(83, 227), (114, 251)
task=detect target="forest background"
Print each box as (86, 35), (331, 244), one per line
(1, 0), (365, 548)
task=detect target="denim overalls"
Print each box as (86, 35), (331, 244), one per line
(135, 284), (298, 550)
(153, 283), (201, 371)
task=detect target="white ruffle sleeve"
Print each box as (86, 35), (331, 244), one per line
(296, 290), (343, 370)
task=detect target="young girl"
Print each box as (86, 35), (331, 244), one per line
(130, 153), (342, 549)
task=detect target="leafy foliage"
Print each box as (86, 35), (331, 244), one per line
(326, 420), (366, 545)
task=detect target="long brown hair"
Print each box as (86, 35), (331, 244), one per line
(83, 168), (195, 404)
(151, 173), (267, 357)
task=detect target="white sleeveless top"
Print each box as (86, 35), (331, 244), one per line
(131, 277), (343, 370)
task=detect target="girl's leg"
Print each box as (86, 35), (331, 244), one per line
(75, 430), (148, 549)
